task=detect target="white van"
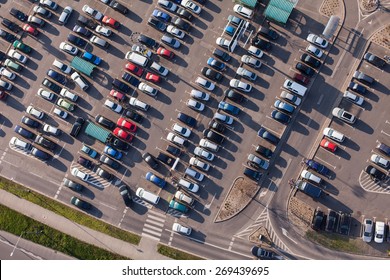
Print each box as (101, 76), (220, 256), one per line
(9, 136), (32, 151)
(136, 187), (160, 204)
(199, 138), (219, 152)
(174, 190), (194, 205)
(178, 178), (199, 193)
(283, 79), (307, 97)
(125, 51), (149, 67)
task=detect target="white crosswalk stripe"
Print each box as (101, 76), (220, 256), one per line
(167, 208), (187, 218)
(69, 162), (111, 189)
(359, 171), (390, 194)
(141, 209), (167, 242)
(132, 197), (153, 209)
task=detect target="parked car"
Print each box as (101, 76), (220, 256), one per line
(218, 101), (240, 115)
(247, 154), (269, 170)
(142, 152), (159, 169)
(348, 81), (367, 95)
(376, 142), (390, 157)
(364, 52), (386, 68)
(216, 37), (230, 49)
(306, 44), (323, 58)
(161, 34), (180, 49)
(171, 16), (191, 31)
(181, 0), (201, 14)
(82, 5), (103, 21)
(257, 127), (279, 145)
(244, 167), (262, 181)
(229, 79), (252, 92)
(365, 165), (386, 181)
(255, 145), (273, 159)
(311, 209), (324, 231)
(207, 57), (226, 71)
(362, 218), (374, 242)
(70, 196), (91, 210)
(343, 90), (364, 106)
(10, 8), (27, 21)
(236, 67), (257, 81)
(251, 37), (271, 51)
(73, 24), (92, 37)
(201, 67), (222, 82)
(99, 154), (120, 170)
(257, 26), (279, 40)
(306, 34), (328, 48)
(339, 213), (351, 235)
(300, 53), (321, 68)
(374, 221), (385, 243)
(119, 185), (132, 206)
(225, 89), (244, 103)
(233, 4), (253, 18)
(241, 55), (261, 68)
(325, 210), (337, 232)
(295, 62), (315, 76)
(96, 167), (114, 180)
(353, 70), (374, 84)
(109, 1), (128, 14)
(146, 171), (166, 188)
(251, 246), (274, 259)
(332, 107), (356, 124)
(213, 48), (231, 62)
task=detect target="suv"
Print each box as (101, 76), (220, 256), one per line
(35, 135), (56, 151)
(70, 117), (84, 137)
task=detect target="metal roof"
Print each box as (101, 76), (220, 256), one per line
(71, 56), (95, 77)
(238, 0), (257, 8)
(264, 0), (299, 24)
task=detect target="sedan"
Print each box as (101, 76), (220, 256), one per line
(142, 152), (159, 169)
(225, 89), (244, 103)
(161, 34), (180, 49)
(244, 167), (262, 181)
(158, 0), (178, 12)
(148, 17), (167, 32)
(21, 116), (40, 128)
(23, 24), (38, 36)
(332, 107), (356, 124)
(104, 145), (122, 160)
(214, 112), (233, 125)
(295, 62), (315, 76)
(207, 57), (226, 71)
(99, 154), (120, 170)
(177, 112), (196, 127)
(10, 8), (28, 21)
(186, 99), (205, 111)
(190, 89), (209, 101)
(255, 145), (273, 159)
(195, 77), (215, 91)
(47, 69), (67, 85)
(2, 18), (20, 33)
(213, 48), (231, 62)
(14, 125), (35, 139)
(320, 139), (337, 152)
(146, 72), (161, 83)
(40, 0), (58, 10)
(172, 123), (191, 137)
(181, 0), (201, 14)
(0, 79), (12, 91)
(229, 79), (252, 92)
(152, 9), (171, 22)
(193, 147), (215, 161)
(343, 91), (364, 106)
(241, 55), (261, 68)
(274, 100), (294, 114)
(70, 196), (91, 210)
(113, 127), (133, 142)
(236, 67), (257, 81)
(102, 16), (120, 29)
(248, 154), (269, 170)
(52, 59), (72, 74)
(0, 67), (16, 80)
(138, 82), (158, 97)
(117, 117), (137, 133)
(201, 67), (222, 82)
(271, 110), (290, 124)
(365, 165), (386, 181)
(95, 25), (112, 37)
(125, 110), (143, 123)
(167, 25), (185, 39)
(293, 73), (310, 85)
(157, 47), (175, 59)
(348, 82), (367, 95)
(37, 88), (54, 100)
(171, 16), (191, 31)
(280, 90), (301, 106)
(370, 154), (389, 169)
(306, 34), (328, 48)
(73, 24), (92, 37)
(33, 6), (52, 18)
(257, 127), (279, 145)
(125, 62), (144, 77)
(104, 99), (123, 113)
(119, 185), (132, 206)
(145, 171), (166, 188)
(251, 37), (272, 51)
(96, 167), (114, 180)
(233, 4), (253, 18)
(306, 44), (323, 58)
(175, 7), (193, 22)
(364, 52), (386, 68)
(8, 49), (27, 64)
(96, 115), (115, 130)
(190, 157), (210, 172)
(82, 52), (102, 65)
(218, 101), (240, 115)
(300, 53), (321, 68)
(216, 37), (230, 49)
(42, 78), (61, 93)
(59, 42), (78, 55)
(203, 129), (224, 144)
(71, 167), (89, 181)
(82, 5), (103, 21)
(303, 158), (330, 176)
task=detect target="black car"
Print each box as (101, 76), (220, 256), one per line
(99, 154), (120, 170)
(148, 17), (167, 32)
(208, 119), (225, 133)
(31, 147), (50, 161)
(119, 185), (132, 206)
(271, 110), (291, 124)
(42, 78), (62, 93)
(251, 37), (271, 51)
(125, 110), (143, 123)
(295, 62), (315, 77)
(325, 210), (338, 232)
(21, 116), (40, 128)
(300, 53), (321, 68)
(47, 69), (67, 85)
(224, 89), (244, 103)
(257, 26), (279, 40)
(70, 196), (91, 210)
(68, 34), (87, 47)
(35, 135), (56, 151)
(96, 167), (114, 180)
(121, 73), (140, 87)
(348, 81), (367, 95)
(77, 15), (97, 29)
(213, 48), (231, 62)
(95, 115), (115, 130)
(14, 125), (35, 139)
(73, 24), (92, 37)
(0, 28), (17, 43)
(142, 152), (159, 169)
(2, 18), (20, 32)
(255, 145), (273, 159)
(137, 34), (157, 49)
(364, 52), (386, 68)
(110, 1), (128, 14)
(109, 136), (129, 150)
(176, 7), (193, 21)
(339, 213), (351, 235)
(365, 165), (386, 181)
(193, 0), (206, 4)
(70, 117), (84, 138)
(78, 156), (93, 169)
(251, 246), (274, 259)
(203, 129), (224, 144)
(166, 144), (181, 156)
(171, 16), (190, 32)
(177, 112), (196, 127)
(63, 178), (84, 192)
(201, 67), (222, 82)
(257, 127), (280, 145)
(244, 167), (262, 181)
(10, 8), (27, 22)
(377, 142), (390, 157)
(311, 210), (324, 231)
(112, 78), (131, 93)
(157, 152), (175, 166)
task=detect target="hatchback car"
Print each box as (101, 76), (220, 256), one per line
(73, 24), (92, 37)
(117, 117), (137, 133)
(26, 105), (44, 119)
(157, 47), (175, 59)
(225, 89), (244, 103)
(146, 171), (166, 188)
(81, 144), (98, 158)
(177, 112), (196, 127)
(47, 69), (67, 85)
(33, 6), (52, 19)
(95, 115), (115, 130)
(52, 59), (71, 74)
(241, 55), (261, 68)
(348, 81), (367, 95)
(186, 99), (205, 111)
(96, 167), (114, 180)
(251, 37), (272, 51)
(255, 145), (273, 159)
(300, 53), (321, 68)
(103, 145), (122, 160)
(311, 209), (324, 231)
(271, 110), (290, 124)
(274, 100), (294, 114)
(320, 139), (337, 152)
(167, 25), (185, 39)
(295, 62), (315, 76)
(82, 5), (103, 21)
(190, 89), (209, 101)
(70, 196), (91, 210)
(119, 185), (132, 206)
(248, 154), (269, 170)
(203, 129), (224, 144)
(171, 16), (191, 31)
(104, 99), (123, 113)
(364, 52), (386, 68)
(113, 128), (133, 142)
(82, 52), (102, 65)
(216, 37), (231, 49)
(181, 0), (201, 14)
(158, 0), (178, 12)
(201, 67), (222, 82)
(306, 34), (328, 48)
(138, 82), (158, 97)
(257, 127), (279, 145)
(23, 24), (38, 36)
(63, 178), (83, 192)
(370, 154), (389, 169)
(233, 4), (253, 18)
(172, 123), (191, 138)
(99, 154), (120, 170)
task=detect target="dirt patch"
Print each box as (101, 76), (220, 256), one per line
(360, 0), (379, 13)
(320, 0), (342, 18)
(249, 226), (273, 248)
(371, 25), (390, 50)
(214, 177), (260, 223)
(288, 196), (315, 234)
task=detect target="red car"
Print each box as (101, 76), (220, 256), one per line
(320, 139), (337, 152)
(293, 73), (310, 85)
(113, 127), (133, 142)
(125, 63), (144, 77)
(0, 90), (7, 100)
(117, 117), (137, 133)
(102, 16), (120, 29)
(23, 24), (38, 36)
(146, 72), (161, 83)
(109, 90), (126, 102)
(157, 47), (174, 59)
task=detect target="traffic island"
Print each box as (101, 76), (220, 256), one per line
(360, 0), (379, 13)
(214, 177), (260, 222)
(288, 197), (315, 232)
(249, 226), (273, 248)
(370, 24), (390, 50)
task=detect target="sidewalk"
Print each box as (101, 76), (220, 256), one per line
(0, 189), (170, 260)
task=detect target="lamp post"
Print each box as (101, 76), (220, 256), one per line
(10, 227), (44, 257)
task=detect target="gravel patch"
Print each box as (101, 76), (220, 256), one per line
(371, 25), (390, 50)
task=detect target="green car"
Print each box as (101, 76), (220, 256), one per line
(57, 98), (75, 111)
(169, 199), (189, 213)
(13, 40), (32, 54)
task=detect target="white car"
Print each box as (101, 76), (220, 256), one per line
(370, 154), (389, 168)
(332, 107), (356, 124)
(8, 50), (27, 64)
(10, 136), (32, 151)
(229, 79), (252, 92)
(214, 112), (233, 125)
(26, 105), (44, 119)
(53, 107), (68, 119)
(174, 190), (194, 205)
(82, 5), (103, 21)
(71, 167), (89, 181)
(189, 157), (210, 172)
(158, 0), (178, 12)
(95, 25), (112, 37)
(190, 89), (209, 101)
(150, 62), (169, 76)
(60, 88), (78, 102)
(241, 55), (261, 68)
(362, 218), (373, 242)
(306, 44), (323, 58)
(280, 91), (301, 106)
(43, 124), (61, 135)
(0, 79), (12, 91)
(343, 91), (364, 106)
(236, 67), (257, 81)
(374, 221), (385, 243)
(248, 46), (263, 58)
(181, 0), (201, 14)
(167, 132), (186, 146)
(59, 42), (78, 55)
(138, 82), (158, 97)
(300, 170), (322, 184)
(233, 4), (253, 18)
(216, 37), (230, 49)
(167, 25), (185, 39)
(306, 34), (328, 49)
(104, 99), (123, 113)
(52, 59), (71, 74)
(323, 127), (345, 143)
(129, 97), (150, 111)
(161, 34), (181, 49)
(186, 99), (205, 111)
(0, 67), (16, 80)
(40, 0), (58, 10)
(172, 123), (191, 138)
(195, 77), (215, 91)
(132, 44), (152, 58)
(71, 72), (89, 91)
(172, 223), (192, 235)
(37, 88), (54, 100)
(194, 147), (215, 161)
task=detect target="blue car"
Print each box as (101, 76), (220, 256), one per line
(257, 127), (279, 145)
(81, 144), (98, 158)
(82, 52), (101, 65)
(274, 100), (294, 114)
(207, 57), (226, 71)
(271, 110), (290, 124)
(152, 9), (171, 22)
(302, 158), (330, 176)
(218, 101), (240, 115)
(348, 82), (366, 95)
(47, 69), (67, 85)
(104, 145), (122, 160)
(145, 171), (166, 188)
(225, 25), (236, 36)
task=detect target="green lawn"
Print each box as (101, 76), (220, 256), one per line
(158, 244), (204, 260)
(306, 230), (363, 254)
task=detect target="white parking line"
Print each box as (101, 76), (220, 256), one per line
(314, 156), (337, 169)
(381, 130), (390, 137)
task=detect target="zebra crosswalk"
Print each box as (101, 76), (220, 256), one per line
(69, 162), (112, 189)
(359, 171), (390, 194)
(141, 209), (166, 242)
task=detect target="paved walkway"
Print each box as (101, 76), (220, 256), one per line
(0, 189), (170, 260)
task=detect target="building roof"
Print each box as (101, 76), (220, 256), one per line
(264, 0), (298, 24)
(71, 56), (95, 77)
(238, 0), (257, 8)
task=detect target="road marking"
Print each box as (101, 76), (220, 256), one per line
(204, 193), (216, 209)
(281, 228), (298, 244)
(381, 130), (390, 137)
(317, 94), (324, 105)
(99, 202), (117, 210)
(314, 156), (337, 169)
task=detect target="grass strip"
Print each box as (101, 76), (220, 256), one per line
(0, 177), (140, 245)
(306, 230), (363, 254)
(0, 204), (128, 259)
(157, 244), (204, 260)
